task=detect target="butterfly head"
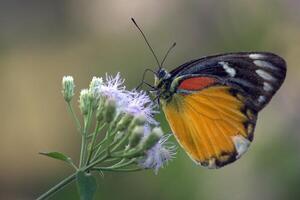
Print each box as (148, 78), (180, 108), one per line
(154, 68), (171, 87)
(131, 18), (176, 101)
(152, 68), (175, 102)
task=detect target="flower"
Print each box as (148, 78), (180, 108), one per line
(128, 126), (144, 148)
(89, 77), (103, 104)
(79, 89), (91, 115)
(62, 76), (75, 102)
(139, 128), (176, 174)
(141, 127), (164, 150)
(96, 73), (128, 108)
(94, 73), (158, 125)
(91, 73), (176, 174)
(125, 90), (158, 125)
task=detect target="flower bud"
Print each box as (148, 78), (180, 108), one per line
(96, 100), (104, 122)
(89, 77), (103, 110)
(62, 76), (75, 102)
(103, 99), (116, 123)
(79, 89), (91, 115)
(141, 127), (163, 150)
(116, 113), (134, 132)
(129, 126), (144, 148)
(128, 114), (146, 131)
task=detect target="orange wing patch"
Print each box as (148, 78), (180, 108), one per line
(162, 86), (256, 168)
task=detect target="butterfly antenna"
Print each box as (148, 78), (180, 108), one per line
(160, 42), (176, 67)
(135, 68), (157, 90)
(131, 18), (161, 68)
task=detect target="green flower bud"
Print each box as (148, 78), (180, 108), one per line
(79, 89), (91, 115)
(142, 127), (163, 150)
(89, 77), (103, 110)
(96, 100), (104, 122)
(102, 99), (116, 123)
(129, 126), (144, 148)
(110, 113), (122, 130)
(116, 113), (134, 132)
(128, 114), (146, 131)
(62, 76), (75, 102)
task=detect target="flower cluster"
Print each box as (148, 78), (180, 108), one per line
(39, 73), (176, 200)
(62, 73), (176, 173)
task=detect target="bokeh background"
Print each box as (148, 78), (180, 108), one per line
(1, 0), (300, 199)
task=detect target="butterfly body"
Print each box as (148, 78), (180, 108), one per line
(153, 52), (286, 168)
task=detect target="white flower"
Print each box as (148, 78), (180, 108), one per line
(139, 130), (176, 174)
(95, 73), (128, 111)
(94, 73), (158, 125)
(125, 90), (158, 125)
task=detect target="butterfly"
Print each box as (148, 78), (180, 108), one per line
(132, 18), (287, 169)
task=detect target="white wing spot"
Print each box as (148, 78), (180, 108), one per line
(263, 82), (273, 92)
(249, 54), (265, 59)
(232, 135), (250, 159)
(254, 60), (277, 70)
(256, 69), (275, 81)
(258, 95), (266, 103)
(208, 158), (217, 169)
(219, 61), (236, 77)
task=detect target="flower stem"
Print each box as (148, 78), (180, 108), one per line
(67, 103), (82, 134)
(36, 173), (76, 200)
(79, 135), (85, 167)
(79, 105), (93, 167)
(90, 124), (114, 161)
(93, 167), (143, 172)
(37, 154), (110, 200)
(86, 122), (106, 165)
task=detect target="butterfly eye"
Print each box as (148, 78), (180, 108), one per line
(158, 69), (170, 79)
(158, 70), (165, 78)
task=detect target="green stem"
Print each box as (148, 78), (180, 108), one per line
(111, 147), (143, 158)
(84, 154), (109, 170)
(91, 124), (115, 161)
(67, 103), (82, 134)
(111, 158), (136, 168)
(79, 105), (93, 167)
(79, 135), (84, 167)
(79, 118), (88, 167)
(36, 173), (76, 200)
(93, 167), (143, 172)
(86, 122), (106, 165)
(70, 162), (78, 171)
(37, 150), (109, 199)
(91, 148), (107, 163)
(110, 132), (129, 152)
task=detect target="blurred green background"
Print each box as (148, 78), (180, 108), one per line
(1, 0), (300, 199)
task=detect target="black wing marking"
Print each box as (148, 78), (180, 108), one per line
(170, 52), (286, 111)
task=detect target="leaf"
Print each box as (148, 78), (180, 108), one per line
(76, 171), (97, 200)
(39, 151), (73, 165)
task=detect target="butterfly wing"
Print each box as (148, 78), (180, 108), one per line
(170, 52), (286, 111)
(162, 85), (256, 168)
(161, 52), (286, 168)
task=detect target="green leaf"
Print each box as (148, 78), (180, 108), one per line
(39, 151), (73, 165)
(76, 171), (97, 200)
